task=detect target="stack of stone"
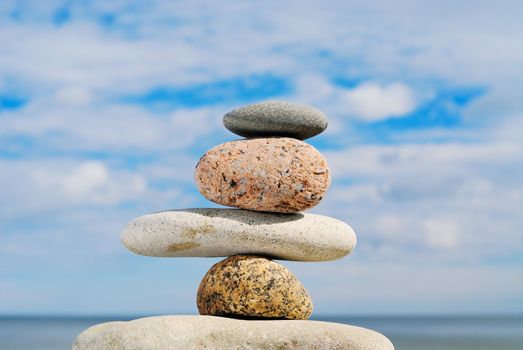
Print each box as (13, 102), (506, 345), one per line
(74, 101), (394, 350)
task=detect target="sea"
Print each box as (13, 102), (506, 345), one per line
(0, 315), (521, 349)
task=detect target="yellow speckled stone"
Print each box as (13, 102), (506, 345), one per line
(197, 255), (313, 320)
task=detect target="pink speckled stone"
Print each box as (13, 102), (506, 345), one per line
(194, 137), (330, 213)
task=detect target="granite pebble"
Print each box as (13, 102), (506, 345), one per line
(197, 255), (312, 320)
(195, 137), (330, 213)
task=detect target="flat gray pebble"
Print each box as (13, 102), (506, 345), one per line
(223, 100), (328, 140)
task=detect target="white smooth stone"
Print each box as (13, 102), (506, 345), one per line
(121, 208), (356, 261)
(73, 315), (394, 350)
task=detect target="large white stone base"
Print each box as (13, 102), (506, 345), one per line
(73, 315), (394, 350)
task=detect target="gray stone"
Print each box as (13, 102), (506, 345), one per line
(223, 100), (328, 140)
(121, 208), (356, 262)
(73, 315), (394, 350)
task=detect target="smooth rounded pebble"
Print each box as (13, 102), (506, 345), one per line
(197, 255), (312, 320)
(121, 208), (356, 262)
(73, 315), (395, 350)
(223, 100), (328, 140)
(195, 137), (330, 213)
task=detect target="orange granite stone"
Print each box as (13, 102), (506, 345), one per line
(194, 137), (330, 213)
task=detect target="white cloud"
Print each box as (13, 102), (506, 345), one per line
(55, 85), (93, 105)
(61, 161), (110, 199)
(0, 101), (228, 153)
(0, 159), (148, 219)
(316, 137), (523, 263)
(169, 107), (225, 147)
(60, 161), (147, 204)
(292, 76), (418, 130)
(423, 219), (460, 249)
(340, 82), (417, 121)
(329, 184), (381, 204)
(292, 262), (523, 314)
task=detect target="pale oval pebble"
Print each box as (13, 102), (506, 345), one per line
(121, 208), (356, 262)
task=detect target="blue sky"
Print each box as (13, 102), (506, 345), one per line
(1, 0), (522, 316)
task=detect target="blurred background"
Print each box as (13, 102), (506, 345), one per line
(1, 0), (522, 349)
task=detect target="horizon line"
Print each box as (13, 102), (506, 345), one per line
(1, 312), (522, 319)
